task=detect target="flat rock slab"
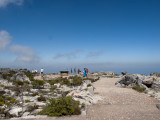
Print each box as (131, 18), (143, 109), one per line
(13, 78), (160, 120)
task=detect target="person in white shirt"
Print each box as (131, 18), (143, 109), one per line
(40, 68), (44, 75)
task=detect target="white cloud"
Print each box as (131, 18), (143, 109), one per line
(53, 49), (82, 59)
(0, 30), (11, 50)
(10, 45), (38, 63)
(0, 0), (24, 8)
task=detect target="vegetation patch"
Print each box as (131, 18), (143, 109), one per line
(49, 76), (83, 87)
(39, 96), (81, 116)
(32, 80), (45, 89)
(132, 84), (146, 92)
(87, 84), (92, 87)
(37, 95), (46, 101)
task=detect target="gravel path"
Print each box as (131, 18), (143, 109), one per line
(18, 78), (160, 120)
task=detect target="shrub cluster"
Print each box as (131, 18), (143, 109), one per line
(39, 96), (81, 116)
(24, 71), (35, 81)
(49, 76), (83, 87)
(37, 95), (46, 101)
(132, 84), (146, 92)
(32, 80), (45, 89)
(0, 97), (17, 107)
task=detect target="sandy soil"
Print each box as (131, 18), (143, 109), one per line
(17, 78), (160, 120)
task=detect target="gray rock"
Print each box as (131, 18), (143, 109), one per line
(115, 74), (144, 87)
(16, 75), (24, 81)
(151, 82), (160, 92)
(30, 109), (42, 115)
(83, 80), (91, 84)
(8, 107), (22, 117)
(156, 104), (160, 110)
(22, 112), (30, 117)
(88, 86), (94, 95)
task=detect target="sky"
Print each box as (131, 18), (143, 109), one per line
(0, 0), (160, 74)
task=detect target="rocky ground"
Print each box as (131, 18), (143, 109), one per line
(0, 68), (103, 119)
(1, 69), (160, 120)
(15, 77), (160, 120)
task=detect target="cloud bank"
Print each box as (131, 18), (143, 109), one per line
(10, 45), (38, 63)
(0, 0), (24, 8)
(0, 30), (11, 50)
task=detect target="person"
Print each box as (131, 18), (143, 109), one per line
(74, 68), (76, 74)
(71, 68), (72, 74)
(40, 68), (44, 75)
(78, 69), (80, 74)
(84, 68), (87, 77)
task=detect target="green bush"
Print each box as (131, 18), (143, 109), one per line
(132, 84), (146, 92)
(25, 71), (34, 81)
(0, 97), (3, 102)
(32, 92), (39, 96)
(87, 84), (92, 87)
(32, 80), (45, 89)
(0, 102), (4, 106)
(50, 76), (83, 86)
(39, 96), (81, 116)
(50, 85), (57, 91)
(37, 95), (46, 101)
(81, 103), (85, 108)
(25, 100), (30, 103)
(69, 76), (83, 86)
(14, 80), (24, 86)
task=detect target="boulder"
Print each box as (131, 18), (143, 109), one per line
(151, 82), (160, 92)
(44, 83), (51, 89)
(156, 104), (160, 110)
(16, 75), (24, 81)
(22, 112), (30, 117)
(115, 74), (144, 87)
(30, 109), (42, 115)
(88, 86), (94, 95)
(0, 87), (5, 95)
(142, 78), (153, 88)
(83, 80), (91, 84)
(8, 107), (22, 117)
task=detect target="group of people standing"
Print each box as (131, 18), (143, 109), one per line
(69, 68), (89, 77)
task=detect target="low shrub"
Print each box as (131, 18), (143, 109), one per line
(32, 92), (39, 96)
(14, 80), (24, 86)
(50, 85), (57, 91)
(132, 84), (146, 92)
(25, 71), (35, 81)
(87, 84), (92, 87)
(37, 95), (46, 101)
(32, 80), (45, 89)
(25, 100), (30, 103)
(81, 103), (85, 108)
(39, 96), (81, 116)
(50, 76), (83, 86)
(69, 76), (83, 86)
(0, 102), (4, 106)
(27, 105), (39, 112)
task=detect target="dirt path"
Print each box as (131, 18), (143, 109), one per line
(23, 78), (160, 120)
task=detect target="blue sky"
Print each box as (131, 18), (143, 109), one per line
(0, 0), (160, 74)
